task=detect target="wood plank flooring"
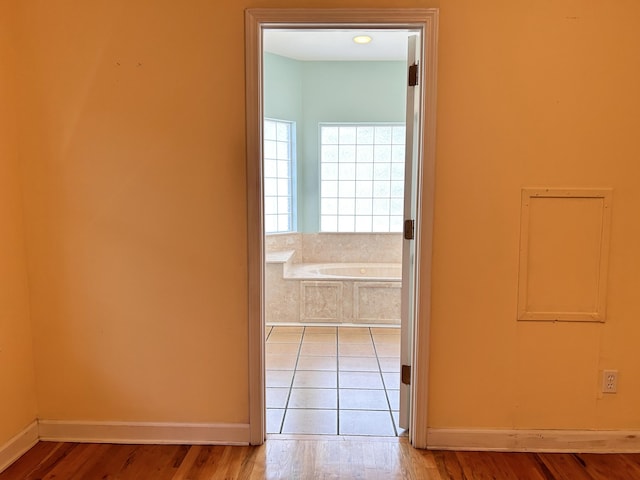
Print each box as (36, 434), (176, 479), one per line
(2, 437), (640, 479)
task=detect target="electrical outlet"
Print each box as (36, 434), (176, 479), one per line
(602, 370), (618, 393)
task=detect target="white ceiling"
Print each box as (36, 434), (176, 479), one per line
(263, 29), (412, 62)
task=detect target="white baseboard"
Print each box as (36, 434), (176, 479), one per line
(38, 420), (250, 446)
(0, 422), (39, 474)
(427, 428), (640, 453)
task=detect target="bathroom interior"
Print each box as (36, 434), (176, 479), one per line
(262, 29), (411, 436)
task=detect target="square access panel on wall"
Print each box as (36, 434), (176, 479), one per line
(517, 188), (612, 322)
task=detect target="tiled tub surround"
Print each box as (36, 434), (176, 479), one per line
(266, 233), (403, 325)
(266, 325), (404, 437)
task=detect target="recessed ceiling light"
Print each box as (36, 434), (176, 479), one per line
(353, 35), (372, 45)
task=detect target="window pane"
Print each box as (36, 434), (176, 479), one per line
(356, 163), (373, 181)
(264, 140), (277, 159)
(374, 145), (392, 162)
(276, 122), (289, 141)
(372, 215), (390, 232)
(338, 215), (354, 232)
(373, 163), (391, 181)
(355, 216), (373, 232)
(356, 198), (372, 215)
(339, 198), (355, 215)
(339, 180), (355, 198)
(355, 181), (373, 198)
(277, 197), (290, 214)
(356, 145), (374, 162)
(277, 160), (289, 178)
(390, 181), (404, 198)
(264, 159), (277, 177)
(277, 215), (290, 231)
(322, 163), (338, 181)
(389, 215), (403, 232)
(373, 180), (390, 197)
(392, 145), (405, 163)
(264, 121), (276, 140)
(322, 127), (339, 144)
(277, 179), (289, 196)
(264, 178), (277, 196)
(322, 180), (338, 197)
(339, 162), (356, 180)
(322, 198), (338, 215)
(373, 198), (390, 215)
(374, 126), (392, 144)
(390, 199), (403, 215)
(265, 214), (277, 232)
(339, 145), (356, 162)
(357, 126), (374, 144)
(391, 163), (404, 180)
(392, 126), (406, 144)
(321, 215), (337, 231)
(322, 145), (339, 162)
(276, 141), (289, 160)
(339, 126), (357, 144)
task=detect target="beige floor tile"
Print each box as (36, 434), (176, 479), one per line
(300, 342), (337, 356)
(266, 343), (300, 355)
(338, 356), (380, 372)
(288, 388), (337, 409)
(339, 410), (395, 436)
(293, 370), (338, 388)
(302, 333), (337, 344)
(338, 343), (376, 357)
(266, 408), (285, 434)
(392, 411), (408, 436)
(267, 332), (303, 344)
(339, 389), (389, 410)
(282, 409), (337, 435)
(339, 371), (384, 389)
(266, 370), (294, 388)
(337, 327), (371, 335)
(372, 334), (401, 345)
(375, 342), (400, 357)
(266, 354), (298, 370)
(387, 389), (400, 411)
(266, 387), (290, 408)
(337, 334), (373, 344)
(296, 355), (337, 371)
(378, 357), (400, 373)
(304, 326), (337, 334)
(270, 326), (305, 334)
(382, 372), (400, 390)
(370, 327), (401, 335)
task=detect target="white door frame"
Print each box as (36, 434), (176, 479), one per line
(245, 8), (438, 448)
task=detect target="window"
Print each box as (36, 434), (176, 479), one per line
(264, 119), (295, 233)
(320, 123), (405, 233)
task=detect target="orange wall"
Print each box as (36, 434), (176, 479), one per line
(8, 0), (640, 432)
(0, 0), (38, 444)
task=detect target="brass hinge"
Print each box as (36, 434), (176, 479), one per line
(408, 63), (419, 87)
(402, 364), (411, 385)
(404, 219), (415, 240)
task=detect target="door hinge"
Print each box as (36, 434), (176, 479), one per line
(404, 219), (415, 240)
(408, 63), (419, 87)
(402, 364), (411, 385)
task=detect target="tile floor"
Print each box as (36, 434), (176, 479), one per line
(266, 325), (406, 436)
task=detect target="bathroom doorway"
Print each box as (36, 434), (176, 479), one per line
(245, 8), (438, 447)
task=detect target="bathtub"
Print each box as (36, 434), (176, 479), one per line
(284, 262), (401, 282)
(265, 262), (402, 325)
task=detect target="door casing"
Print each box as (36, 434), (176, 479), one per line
(245, 8), (439, 448)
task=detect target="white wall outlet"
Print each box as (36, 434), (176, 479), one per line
(602, 370), (618, 393)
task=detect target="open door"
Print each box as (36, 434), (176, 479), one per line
(399, 33), (422, 430)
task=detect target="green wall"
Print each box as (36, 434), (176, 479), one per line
(264, 52), (407, 232)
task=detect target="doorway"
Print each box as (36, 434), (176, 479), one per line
(245, 8), (439, 447)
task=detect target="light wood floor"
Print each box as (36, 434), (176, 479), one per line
(2, 436), (640, 479)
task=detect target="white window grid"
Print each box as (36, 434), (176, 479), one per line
(319, 123), (405, 233)
(264, 119), (296, 233)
